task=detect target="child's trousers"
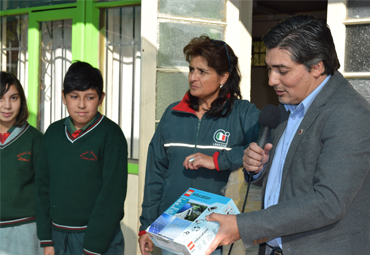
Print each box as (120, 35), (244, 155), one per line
(52, 225), (124, 255)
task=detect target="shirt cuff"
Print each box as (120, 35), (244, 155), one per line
(213, 151), (220, 171)
(40, 240), (54, 247)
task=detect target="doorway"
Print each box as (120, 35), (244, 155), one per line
(250, 1), (328, 110)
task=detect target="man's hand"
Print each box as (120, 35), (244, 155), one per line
(204, 213), (241, 255)
(43, 246), (55, 255)
(138, 233), (154, 255)
(183, 153), (215, 170)
(243, 142), (273, 174)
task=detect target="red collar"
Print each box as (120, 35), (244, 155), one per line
(172, 92), (231, 114)
(0, 132), (10, 144)
(172, 93), (196, 114)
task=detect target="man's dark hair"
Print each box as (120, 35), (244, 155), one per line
(262, 15), (340, 75)
(63, 61), (104, 98)
(0, 71), (29, 126)
(183, 35), (242, 117)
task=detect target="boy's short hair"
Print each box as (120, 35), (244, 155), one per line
(0, 71), (29, 126)
(63, 61), (104, 98)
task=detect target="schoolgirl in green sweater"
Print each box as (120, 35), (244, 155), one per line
(35, 61), (128, 255)
(0, 71), (43, 254)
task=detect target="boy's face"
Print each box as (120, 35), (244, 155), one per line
(62, 89), (105, 130)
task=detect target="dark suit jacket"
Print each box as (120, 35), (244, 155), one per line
(237, 72), (370, 255)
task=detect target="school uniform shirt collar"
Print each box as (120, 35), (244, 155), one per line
(64, 112), (101, 134)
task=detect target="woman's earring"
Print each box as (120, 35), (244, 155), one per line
(220, 84), (223, 88)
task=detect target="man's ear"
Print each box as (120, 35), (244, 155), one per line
(311, 61), (325, 78)
(99, 92), (106, 106)
(62, 90), (66, 105)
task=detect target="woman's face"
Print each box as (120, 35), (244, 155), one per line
(0, 84), (21, 130)
(188, 56), (227, 104)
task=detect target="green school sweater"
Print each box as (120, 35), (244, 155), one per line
(0, 123), (43, 227)
(35, 115), (128, 255)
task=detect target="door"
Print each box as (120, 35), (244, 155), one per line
(28, 8), (79, 132)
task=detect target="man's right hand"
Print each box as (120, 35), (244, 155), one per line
(139, 233), (154, 255)
(44, 246), (55, 255)
(243, 142), (273, 174)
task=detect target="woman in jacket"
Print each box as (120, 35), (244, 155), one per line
(138, 35), (261, 255)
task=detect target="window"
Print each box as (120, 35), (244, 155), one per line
(0, 15), (28, 94)
(39, 19), (72, 132)
(252, 40), (266, 67)
(102, 5), (141, 160)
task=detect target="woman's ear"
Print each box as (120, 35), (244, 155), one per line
(221, 72), (230, 85)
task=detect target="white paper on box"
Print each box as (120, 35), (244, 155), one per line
(147, 188), (240, 255)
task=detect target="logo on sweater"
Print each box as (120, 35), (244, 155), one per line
(213, 129), (230, 147)
(80, 151), (98, 161)
(17, 151), (31, 162)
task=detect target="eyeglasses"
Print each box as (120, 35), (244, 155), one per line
(211, 39), (231, 72)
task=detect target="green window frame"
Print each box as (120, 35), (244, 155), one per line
(0, 0), (140, 174)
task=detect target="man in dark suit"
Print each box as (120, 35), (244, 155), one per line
(205, 15), (370, 255)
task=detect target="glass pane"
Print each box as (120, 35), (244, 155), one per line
(347, 0), (370, 19)
(1, 0), (76, 11)
(348, 79), (370, 102)
(159, 0), (226, 21)
(344, 24), (370, 72)
(158, 21), (224, 68)
(156, 71), (189, 120)
(39, 19), (72, 133)
(0, 15), (29, 96)
(104, 6), (141, 160)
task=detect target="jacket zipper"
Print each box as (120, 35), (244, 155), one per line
(191, 116), (203, 188)
(194, 117), (202, 153)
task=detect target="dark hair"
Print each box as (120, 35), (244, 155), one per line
(262, 15), (340, 75)
(0, 71), (29, 126)
(183, 35), (242, 117)
(63, 61), (104, 98)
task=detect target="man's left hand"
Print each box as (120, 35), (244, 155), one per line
(204, 213), (241, 255)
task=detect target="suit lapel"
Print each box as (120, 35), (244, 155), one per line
(279, 72), (343, 188)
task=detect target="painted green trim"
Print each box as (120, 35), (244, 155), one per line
(94, 0), (140, 8)
(28, 8), (76, 21)
(72, 0), (86, 62)
(83, 0), (100, 66)
(128, 162), (139, 175)
(27, 13), (41, 127)
(0, 3), (77, 17)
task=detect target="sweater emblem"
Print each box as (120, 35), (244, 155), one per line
(80, 151), (98, 161)
(213, 129), (230, 147)
(17, 151), (32, 162)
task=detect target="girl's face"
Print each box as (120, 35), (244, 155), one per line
(0, 84), (21, 130)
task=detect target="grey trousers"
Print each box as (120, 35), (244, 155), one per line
(52, 225), (124, 255)
(0, 222), (43, 255)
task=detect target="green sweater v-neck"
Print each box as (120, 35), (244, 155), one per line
(35, 115), (128, 254)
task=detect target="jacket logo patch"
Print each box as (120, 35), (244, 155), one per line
(17, 151), (31, 162)
(80, 151), (98, 161)
(213, 129), (230, 147)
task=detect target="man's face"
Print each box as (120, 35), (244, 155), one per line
(265, 48), (320, 105)
(62, 89), (105, 130)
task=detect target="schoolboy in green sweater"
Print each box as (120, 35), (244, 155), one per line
(35, 61), (128, 255)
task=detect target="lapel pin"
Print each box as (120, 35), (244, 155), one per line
(298, 129), (303, 135)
